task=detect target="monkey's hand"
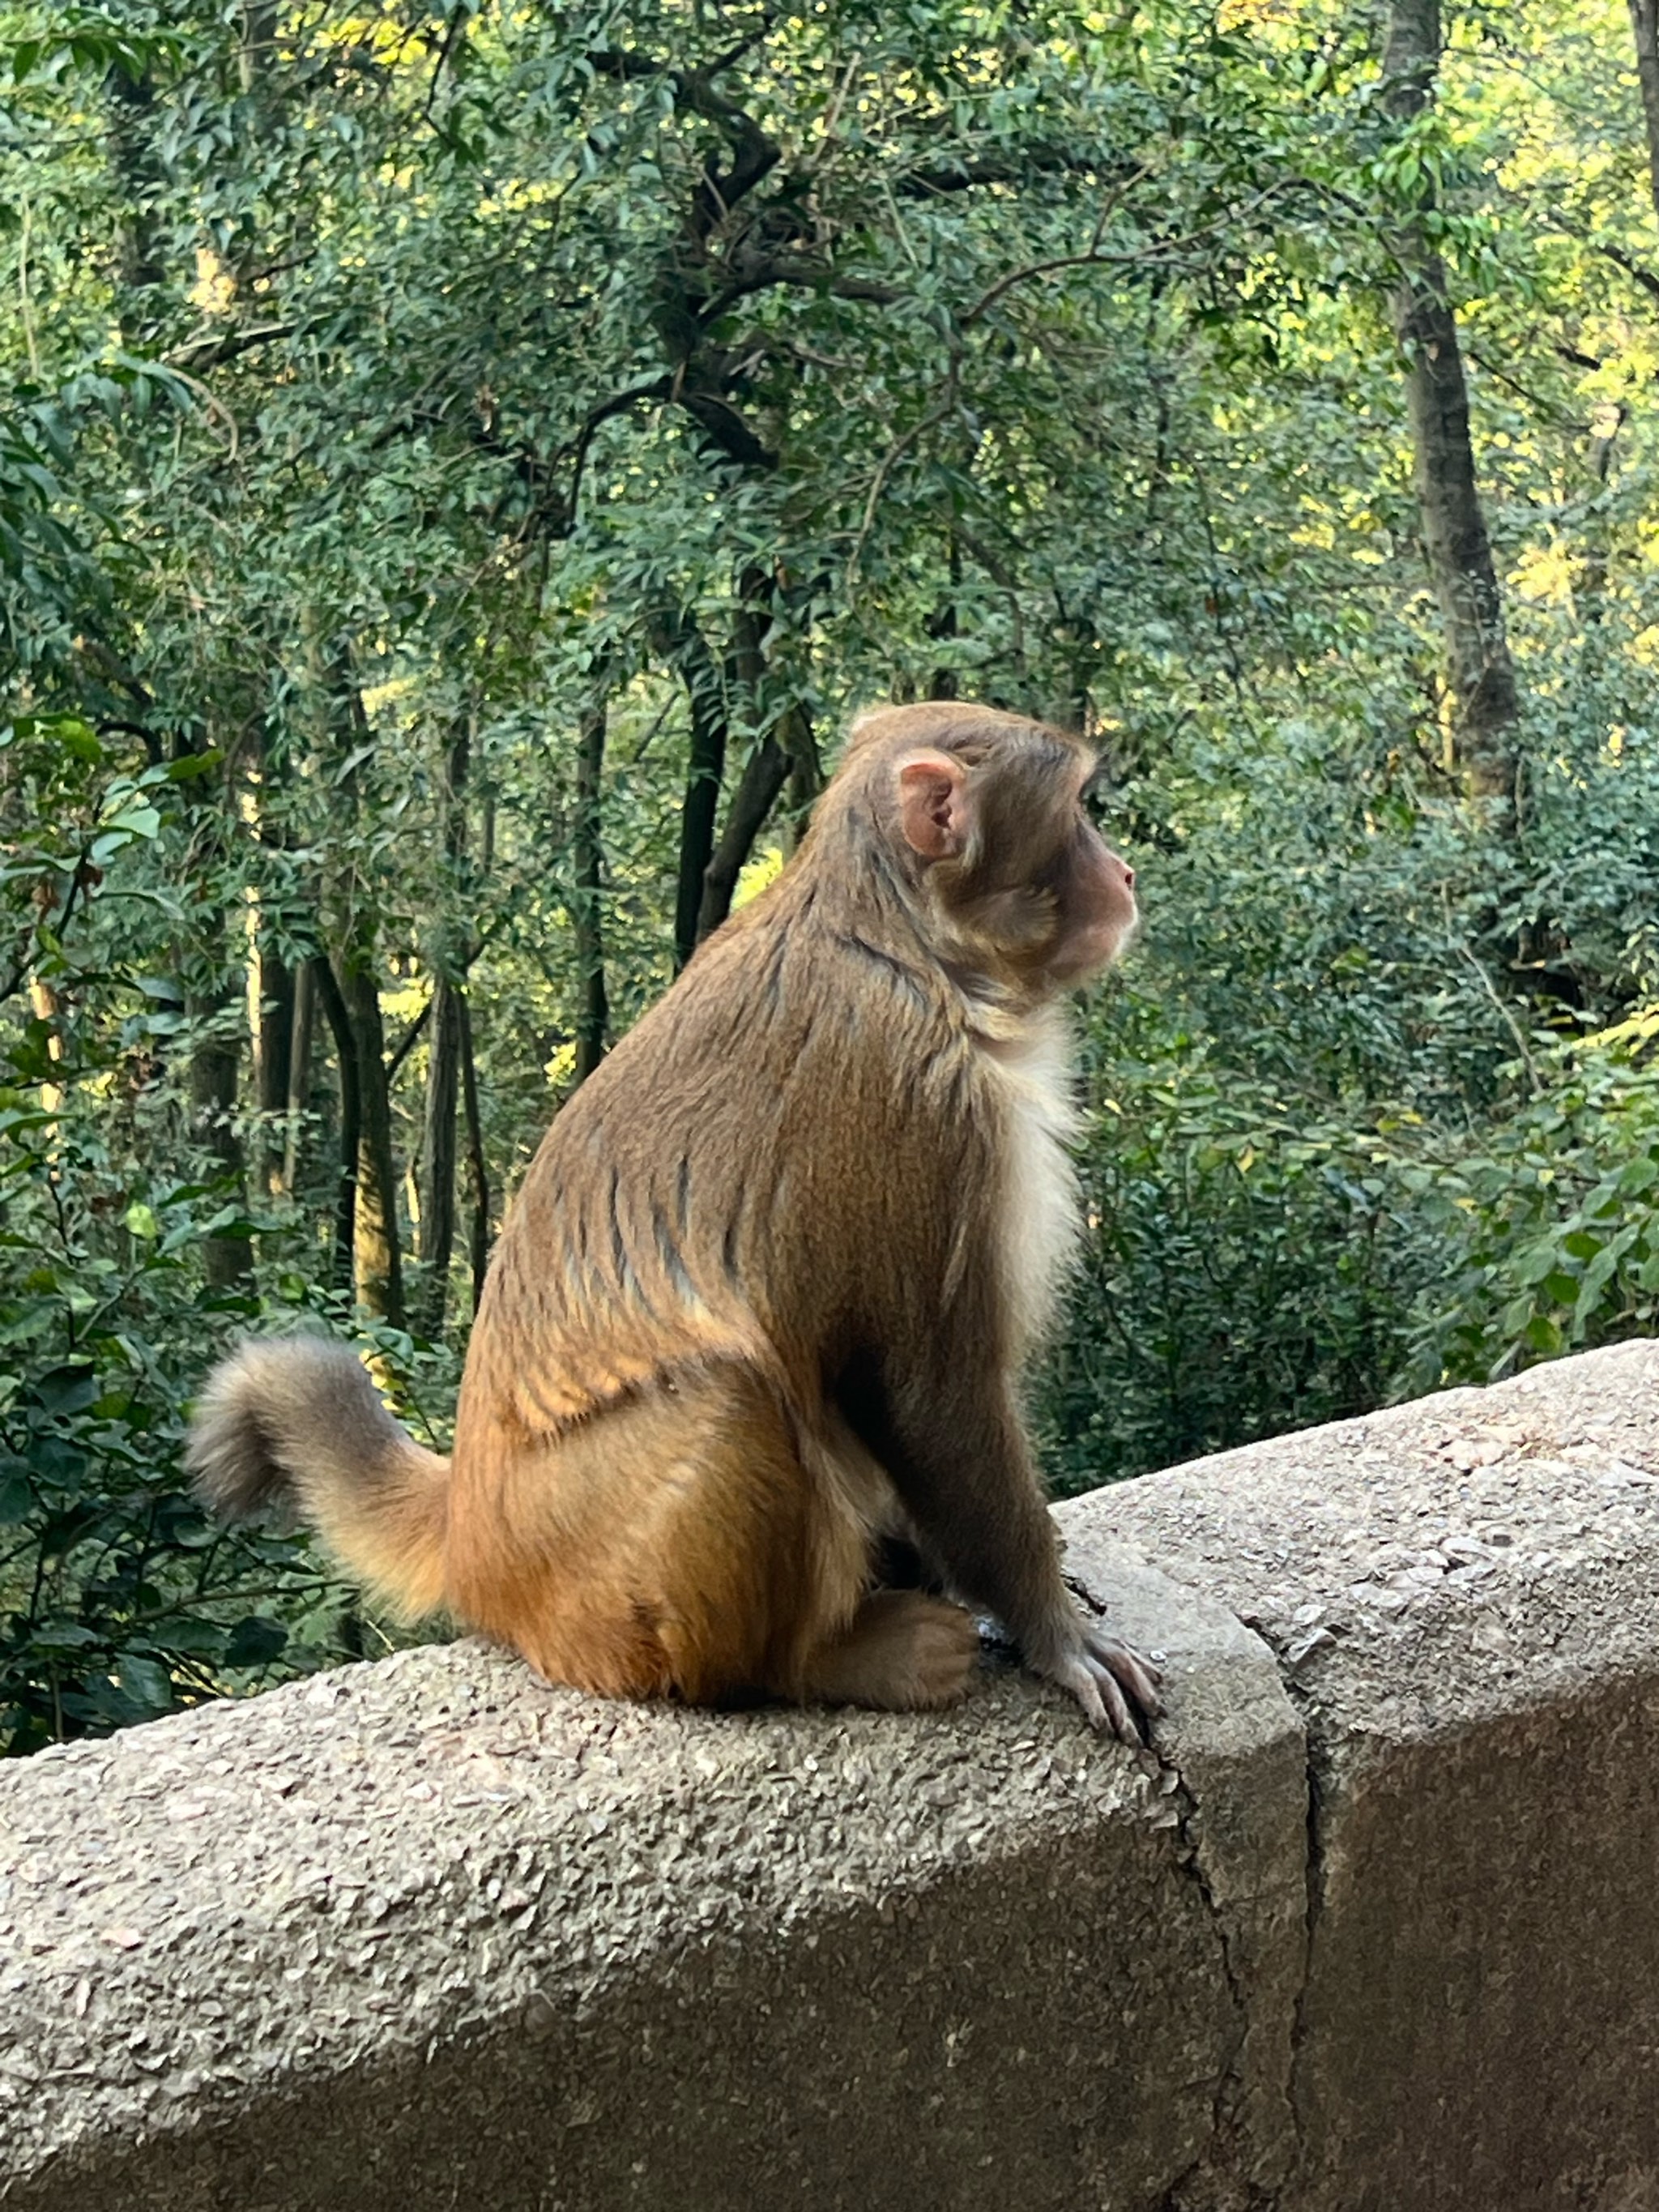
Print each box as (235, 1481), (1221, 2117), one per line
(1039, 1617), (1163, 1744)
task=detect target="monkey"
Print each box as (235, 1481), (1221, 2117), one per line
(188, 700), (1161, 1740)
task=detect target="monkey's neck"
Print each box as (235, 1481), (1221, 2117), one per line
(940, 963), (1068, 1050)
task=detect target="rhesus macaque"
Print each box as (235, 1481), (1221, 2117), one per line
(189, 702), (1160, 1738)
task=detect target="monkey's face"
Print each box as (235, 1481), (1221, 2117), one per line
(884, 711), (1138, 994)
(945, 749), (1138, 988)
(1043, 808), (1138, 984)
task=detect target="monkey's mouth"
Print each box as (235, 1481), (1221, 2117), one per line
(1051, 910), (1137, 985)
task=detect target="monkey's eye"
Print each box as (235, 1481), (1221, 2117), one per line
(1080, 767), (1111, 823)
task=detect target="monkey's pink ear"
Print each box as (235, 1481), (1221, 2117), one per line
(896, 752), (970, 860)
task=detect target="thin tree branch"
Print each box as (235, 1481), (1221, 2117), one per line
(385, 996), (433, 1083)
(847, 404), (952, 580)
(962, 180), (1284, 327)
(420, 3), (468, 125)
(165, 322), (299, 370)
(1595, 237), (1659, 305)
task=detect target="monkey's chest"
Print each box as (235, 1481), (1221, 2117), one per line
(976, 1028), (1081, 1353)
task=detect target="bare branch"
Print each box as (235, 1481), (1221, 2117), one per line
(587, 41), (781, 242)
(557, 375), (672, 526)
(1595, 238), (1659, 305)
(420, 4), (468, 126)
(386, 997), (433, 1084)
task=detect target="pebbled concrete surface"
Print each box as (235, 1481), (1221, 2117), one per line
(0, 1561), (1299, 2212)
(5, 1339), (1659, 2210)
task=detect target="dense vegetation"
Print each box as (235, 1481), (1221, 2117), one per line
(6, 0), (1659, 1749)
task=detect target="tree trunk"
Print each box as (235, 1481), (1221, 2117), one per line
(337, 955), (404, 1328)
(457, 989), (491, 1312)
(697, 736), (790, 940)
(187, 992), (253, 1290)
(304, 635), (405, 1324)
(282, 958), (314, 1196)
(416, 975), (460, 1333)
(249, 934), (294, 1198)
(697, 701), (818, 939)
(674, 661), (727, 968)
(238, 0), (277, 100)
(313, 955), (360, 1293)
(1602, 4), (1658, 621)
(692, 574), (820, 940)
(780, 703), (822, 851)
(1382, 0), (1519, 801)
(573, 695), (610, 1084)
(1630, 1), (1659, 220)
(925, 576), (961, 703)
(652, 608), (727, 971)
(414, 715), (474, 1333)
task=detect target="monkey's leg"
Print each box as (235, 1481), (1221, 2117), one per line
(449, 1364), (873, 1708)
(794, 1589), (980, 1711)
(880, 1377), (1162, 1740)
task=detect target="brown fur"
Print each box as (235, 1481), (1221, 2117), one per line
(187, 1339), (447, 1617)
(189, 702), (1160, 1736)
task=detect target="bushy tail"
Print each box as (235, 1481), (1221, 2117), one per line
(186, 1338), (449, 1619)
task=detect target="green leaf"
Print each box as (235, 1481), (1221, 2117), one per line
(34, 1364), (97, 1416)
(224, 1616), (289, 1668)
(163, 749), (223, 784)
(100, 805), (160, 839)
(117, 1654), (173, 1714)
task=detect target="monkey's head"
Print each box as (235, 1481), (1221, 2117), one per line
(841, 702), (1139, 994)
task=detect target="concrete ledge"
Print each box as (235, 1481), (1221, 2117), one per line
(1070, 1336), (1659, 2212)
(4, 1342), (1659, 2210)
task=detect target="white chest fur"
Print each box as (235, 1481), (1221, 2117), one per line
(975, 1008), (1082, 1356)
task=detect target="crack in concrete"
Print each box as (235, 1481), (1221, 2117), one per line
(1239, 1616), (1333, 2197)
(1286, 1732), (1330, 2171)
(1161, 1763), (1260, 2212)
(1154, 1598), (1325, 2212)
(1064, 1565), (1277, 2207)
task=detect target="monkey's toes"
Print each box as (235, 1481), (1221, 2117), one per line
(800, 1591), (979, 1711)
(905, 1599), (983, 1706)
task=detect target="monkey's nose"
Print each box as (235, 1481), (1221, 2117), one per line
(1122, 865), (1135, 890)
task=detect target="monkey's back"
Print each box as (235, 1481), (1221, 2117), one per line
(453, 870), (1000, 1467)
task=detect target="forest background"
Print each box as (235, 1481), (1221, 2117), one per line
(4, 0), (1658, 1751)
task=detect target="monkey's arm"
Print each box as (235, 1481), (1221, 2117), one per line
(864, 1368), (1162, 1741)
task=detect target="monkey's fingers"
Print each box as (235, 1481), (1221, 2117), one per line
(1081, 1623), (1164, 1721)
(1047, 1648), (1145, 1744)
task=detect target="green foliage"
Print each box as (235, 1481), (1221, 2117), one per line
(1038, 1036), (1425, 1492)
(4, 0), (1659, 1744)
(0, 1074), (322, 1752)
(1403, 1016), (1659, 1390)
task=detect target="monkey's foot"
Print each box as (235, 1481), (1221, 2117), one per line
(1042, 1621), (1164, 1744)
(800, 1591), (980, 1712)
